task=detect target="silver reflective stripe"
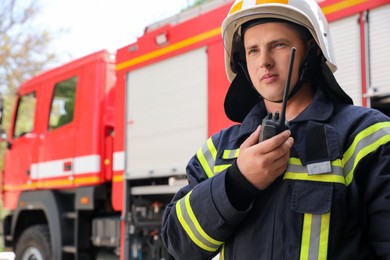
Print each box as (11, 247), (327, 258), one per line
(300, 213), (330, 260)
(175, 191), (223, 252)
(287, 161), (344, 176)
(222, 149), (239, 159)
(284, 158), (345, 184)
(343, 122), (390, 185)
(197, 137), (217, 178)
(308, 215), (321, 259)
(286, 123), (390, 186)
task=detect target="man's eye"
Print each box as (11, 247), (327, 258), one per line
(247, 49), (258, 55)
(274, 43), (285, 48)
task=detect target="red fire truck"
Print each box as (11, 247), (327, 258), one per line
(1, 0), (390, 259)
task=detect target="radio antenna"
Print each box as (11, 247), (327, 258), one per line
(279, 47), (296, 127)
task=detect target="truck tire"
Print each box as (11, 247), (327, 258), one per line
(14, 224), (52, 260)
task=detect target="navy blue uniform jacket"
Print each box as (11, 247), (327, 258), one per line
(161, 87), (390, 260)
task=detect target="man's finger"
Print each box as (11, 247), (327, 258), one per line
(240, 126), (261, 149)
(258, 130), (292, 153)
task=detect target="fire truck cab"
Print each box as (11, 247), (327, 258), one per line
(1, 51), (118, 259)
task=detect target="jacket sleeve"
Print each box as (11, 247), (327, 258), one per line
(347, 117), (390, 259)
(161, 132), (251, 259)
(359, 142), (390, 259)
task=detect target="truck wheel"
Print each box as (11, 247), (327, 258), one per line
(15, 224), (52, 260)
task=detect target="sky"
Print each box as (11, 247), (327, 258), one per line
(35, 0), (193, 64)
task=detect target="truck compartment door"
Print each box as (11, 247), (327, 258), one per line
(125, 47), (208, 179)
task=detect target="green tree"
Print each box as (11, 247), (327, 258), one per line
(0, 0), (59, 94)
(0, 0), (60, 186)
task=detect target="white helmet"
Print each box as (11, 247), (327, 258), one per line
(221, 0), (352, 122)
(222, 0), (336, 82)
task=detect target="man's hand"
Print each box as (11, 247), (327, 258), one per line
(236, 127), (294, 190)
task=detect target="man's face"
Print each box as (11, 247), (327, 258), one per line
(244, 22), (308, 102)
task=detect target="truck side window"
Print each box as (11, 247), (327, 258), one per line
(48, 77), (77, 130)
(14, 92), (36, 138)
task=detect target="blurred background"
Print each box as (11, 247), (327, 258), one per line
(0, 0), (208, 256)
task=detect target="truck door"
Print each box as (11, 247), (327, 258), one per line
(125, 47), (208, 179)
(35, 77), (77, 187)
(3, 92), (39, 208)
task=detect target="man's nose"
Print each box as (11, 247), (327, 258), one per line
(259, 51), (274, 69)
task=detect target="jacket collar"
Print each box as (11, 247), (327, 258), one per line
(290, 87), (334, 124)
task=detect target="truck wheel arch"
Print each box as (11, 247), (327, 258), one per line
(11, 190), (63, 260)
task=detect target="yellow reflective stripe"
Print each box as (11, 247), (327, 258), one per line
(197, 137), (218, 178)
(318, 213), (330, 259)
(300, 213), (330, 260)
(197, 149), (214, 178)
(175, 195), (208, 250)
(343, 122), (390, 186)
(284, 158), (345, 185)
(300, 214), (312, 260)
(284, 172), (345, 184)
(184, 193), (223, 247)
(176, 191), (223, 252)
(222, 149), (240, 159)
(214, 164), (231, 173)
(343, 122), (389, 164)
(219, 244), (225, 260)
(289, 157), (302, 165)
(286, 122), (390, 186)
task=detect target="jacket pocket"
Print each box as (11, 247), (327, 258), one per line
(291, 181), (333, 214)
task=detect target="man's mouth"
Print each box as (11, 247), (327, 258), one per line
(261, 73), (278, 83)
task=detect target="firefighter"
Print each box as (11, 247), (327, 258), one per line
(161, 0), (390, 259)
